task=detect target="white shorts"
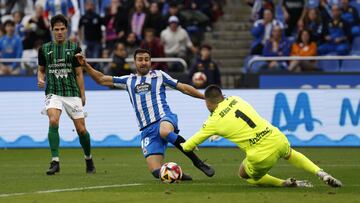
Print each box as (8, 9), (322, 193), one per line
(45, 94), (84, 119)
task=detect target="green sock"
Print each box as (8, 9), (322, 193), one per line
(48, 125), (60, 158)
(246, 174), (284, 187)
(79, 131), (91, 157)
(287, 149), (321, 175)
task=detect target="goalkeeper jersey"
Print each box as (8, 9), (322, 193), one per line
(182, 96), (287, 161)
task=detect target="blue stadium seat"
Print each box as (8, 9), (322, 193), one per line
(317, 59), (340, 72)
(243, 55), (267, 73)
(351, 36), (360, 54)
(340, 60), (360, 72)
(350, 1), (360, 13)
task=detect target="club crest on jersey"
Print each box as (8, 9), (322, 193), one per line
(135, 82), (152, 95)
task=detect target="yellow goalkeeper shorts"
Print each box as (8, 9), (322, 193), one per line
(243, 133), (291, 180)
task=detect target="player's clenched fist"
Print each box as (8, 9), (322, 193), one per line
(38, 79), (45, 88)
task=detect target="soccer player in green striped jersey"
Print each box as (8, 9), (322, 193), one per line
(37, 14), (95, 175)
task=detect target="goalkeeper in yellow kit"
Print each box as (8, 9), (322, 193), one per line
(182, 85), (342, 187)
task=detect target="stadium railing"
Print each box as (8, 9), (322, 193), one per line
(247, 55), (360, 73)
(0, 57), (188, 70)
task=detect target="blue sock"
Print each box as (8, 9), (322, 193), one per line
(165, 132), (179, 144)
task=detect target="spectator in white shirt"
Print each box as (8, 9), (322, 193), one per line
(160, 15), (197, 59)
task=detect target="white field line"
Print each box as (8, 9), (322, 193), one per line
(1, 182), (360, 198)
(0, 183), (143, 198)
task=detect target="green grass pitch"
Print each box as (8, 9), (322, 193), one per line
(0, 147), (359, 203)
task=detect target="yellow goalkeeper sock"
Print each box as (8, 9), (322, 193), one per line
(287, 149), (321, 175)
(246, 174), (284, 187)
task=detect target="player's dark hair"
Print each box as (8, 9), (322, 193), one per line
(50, 14), (68, 29)
(205, 85), (223, 103)
(134, 48), (151, 59)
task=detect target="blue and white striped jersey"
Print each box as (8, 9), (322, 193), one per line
(113, 70), (178, 130)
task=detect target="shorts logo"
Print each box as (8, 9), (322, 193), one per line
(135, 83), (151, 95)
(72, 105), (83, 113)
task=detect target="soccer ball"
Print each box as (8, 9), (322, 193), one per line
(160, 162), (183, 183)
(192, 72), (207, 88)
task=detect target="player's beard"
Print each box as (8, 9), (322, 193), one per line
(137, 66), (150, 76)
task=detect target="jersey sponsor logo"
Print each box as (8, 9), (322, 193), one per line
(135, 82), (151, 95)
(249, 127), (271, 146)
(48, 68), (72, 79)
(272, 93), (322, 132)
(340, 98), (360, 126)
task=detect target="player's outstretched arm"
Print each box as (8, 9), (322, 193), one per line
(176, 82), (205, 99)
(75, 53), (113, 87)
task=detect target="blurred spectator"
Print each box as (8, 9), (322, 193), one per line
(250, 9), (284, 55)
(260, 25), (291, 72)
(318, 5), (351, 55)
(186, 0), (213, 21)
(107, 42), (132, 76)
(340, 0), (360, 37)
(44, 0), (75, 19)
(161, 16), (197, 72)
(125, 32), (140, 58)
(130, 0), (147, 40)
(189, 44), (221, 88)
(282, 0), (306, 36)
(114, 0), (130, 43)
(303, 8), (326, 43)
(4, 0), (27, 15)
(12, 11), (24, 40)
(181, 1), (210, 29)
(21, 40), (42, 75)
(318, 0), (332, 23)
(23, 4), (51, 50)
(211, 0), (224, 23)
(289, 29), (319, 72)
(103, 0), (120, 50)
(44, 0), (75, 38)
(140, 28), (166, 71)
(161, 16), (196, 59)
(161, 2), (186, 30)
(0, 20), (23, 75)
(144, 2), (163, 36)
(100, 0), (111, 17)
(79, 0), (103, 59)
(246, 0), (274, 21)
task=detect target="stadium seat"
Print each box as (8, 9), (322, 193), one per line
(317, 59), (340, 72)
(243, 55), (267, 73)
(350, 1), (360, 13)
(351, 36), (360, 54)
(340, 60), (360, 72)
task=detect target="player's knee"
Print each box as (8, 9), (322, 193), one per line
(239, 165), (250, 179)
(49, 117), (59, 127)
(159, 128), (171, 139)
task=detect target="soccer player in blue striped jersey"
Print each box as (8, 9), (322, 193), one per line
(75, 49), (215, 180)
